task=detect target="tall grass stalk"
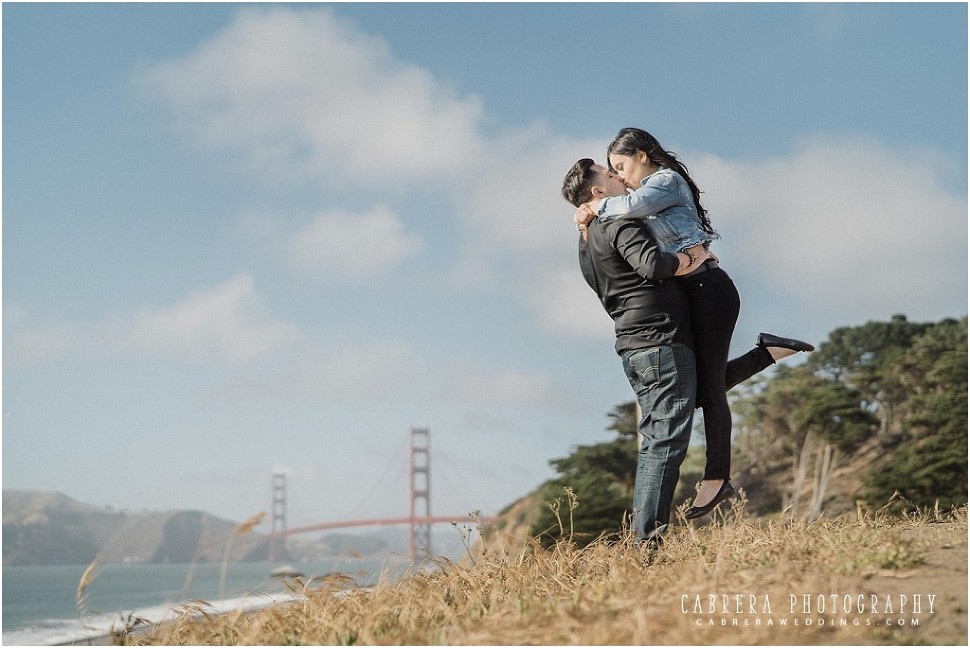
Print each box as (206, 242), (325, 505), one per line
(75, 556), (102, 624)
(218, 512), (264, 599)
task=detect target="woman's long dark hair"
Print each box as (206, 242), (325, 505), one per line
(607, 127), (716, 237)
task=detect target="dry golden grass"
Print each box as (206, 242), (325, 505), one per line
(130, 498), (967, 646)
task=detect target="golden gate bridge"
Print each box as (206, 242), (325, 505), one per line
(266, 427), (492, 562)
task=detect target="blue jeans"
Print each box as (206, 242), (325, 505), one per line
(621, 344), (697, 543)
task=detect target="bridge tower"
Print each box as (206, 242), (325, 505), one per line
(409, 427), (432, 561)
(268, 472), (287, 562)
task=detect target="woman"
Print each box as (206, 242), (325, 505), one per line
(575, 128), (813, 519)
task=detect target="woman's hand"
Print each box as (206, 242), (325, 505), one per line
(574, 203), (597, 228)
(674, 243), (711, 276)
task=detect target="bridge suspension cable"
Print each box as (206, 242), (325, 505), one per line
(268, 427), (490, 562)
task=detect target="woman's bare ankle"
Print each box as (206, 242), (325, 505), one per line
(693, 479), (724, 507)
(768, 346), (797, 361)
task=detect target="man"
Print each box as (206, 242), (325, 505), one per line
(561, 158), (786, 544)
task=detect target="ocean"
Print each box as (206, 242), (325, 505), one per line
(2, 557), (410, 646)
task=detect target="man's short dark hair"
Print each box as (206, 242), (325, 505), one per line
(561, 158), (598, 207)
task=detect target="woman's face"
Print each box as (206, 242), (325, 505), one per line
(608, 150), (655, 187)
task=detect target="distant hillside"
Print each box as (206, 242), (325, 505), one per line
(2, 491), (463, 566)
(2, 490), (268, 566)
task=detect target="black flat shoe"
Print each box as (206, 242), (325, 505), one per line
(757, 332), (815, 352)
(684, 480), (736, 520)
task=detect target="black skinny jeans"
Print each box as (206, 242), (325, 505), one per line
(678, 266), (742, 481)
(725, 345), (774, 393)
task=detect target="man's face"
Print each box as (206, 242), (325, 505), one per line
(591, 164), (628, 198)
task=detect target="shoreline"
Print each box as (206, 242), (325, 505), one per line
(3, 557), (408, 646)
(46, 593), (304, 647)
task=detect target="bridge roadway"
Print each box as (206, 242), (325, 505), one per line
(269, 514), (493, 538)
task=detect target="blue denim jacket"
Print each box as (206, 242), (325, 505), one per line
(597, 167), (712, 254)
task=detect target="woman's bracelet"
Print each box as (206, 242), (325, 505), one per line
(683, 249), (697, 268)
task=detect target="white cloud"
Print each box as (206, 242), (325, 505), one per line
(803, 4), (850, 48)
(692, 135), (967, 323)
(454, 127), (597, 260)
(440, 365), (565, 410)
(143, 7), (487, 188)
(489, 134), (966, 345)
(141, 6), (614, 327)
(123, 273), (296, 362)
(444, 129), (623, 337)
(143, 7), (967, 348)
(444, 128), (610, 321)
(524, 266), (615, 340)
(3, 305), (82, 365)
(275, 341), (421, 402)
(288, 205), (423, 277)
(2, 303), (27, 326)
(6, 327), (76, 365)
(5, 277), (297, 366)
(506, 134), (967, 344)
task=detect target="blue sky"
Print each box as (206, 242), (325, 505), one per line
(3, 2), (967, 532)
